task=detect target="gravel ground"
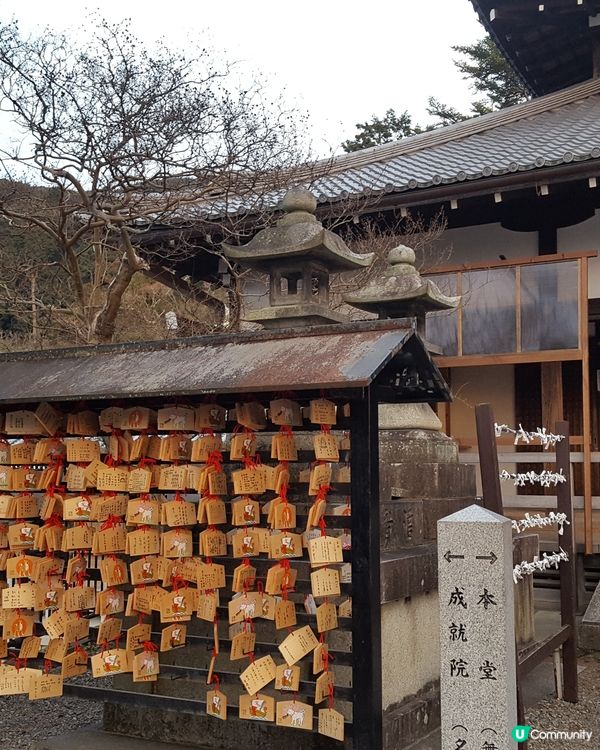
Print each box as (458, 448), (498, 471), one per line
(1, 659), (599, 750)
(0, 693), (103, 749)
(0, 674), (109, 750)
(525, 653), (600, 750)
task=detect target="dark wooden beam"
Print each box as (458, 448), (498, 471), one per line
(351, 387), (382, 749)
(475, 403), (504, 514)
(541, 363), (564, 426)
(491, 7), (583, 23)
(340, 161), (600, 221)
(141, 263), (227, 315)
(538, 224), (558, 254)
(518, 625), (571, 676)
(491, 0), (593, 15)
(556, 419), (578, 702)
(593, 26), (600, 77)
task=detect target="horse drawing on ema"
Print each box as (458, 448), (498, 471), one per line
(135, 506), (153, 523)
(238, 600), (256, 619)
(284, 707), (305, 727)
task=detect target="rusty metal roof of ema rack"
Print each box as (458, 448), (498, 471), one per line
(0, 320), (450, 405)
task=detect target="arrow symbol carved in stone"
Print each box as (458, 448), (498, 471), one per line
(443, 550), (465, 563)
(475, 552), (498, 565)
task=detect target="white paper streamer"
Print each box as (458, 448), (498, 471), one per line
(513, 549), (568, 584)
(499, 469), (567, 487)
(494, 423), (565, 450)
(511, 511), (570, 536)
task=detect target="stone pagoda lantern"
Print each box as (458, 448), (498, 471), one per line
(345, 243), (460, 430)
(222, 187), (373, 328)
(344, 244), (460, 336)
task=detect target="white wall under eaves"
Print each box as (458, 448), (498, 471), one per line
(558, 210), (600, 299)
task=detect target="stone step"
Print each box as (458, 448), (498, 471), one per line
(32, 728), (205, 750)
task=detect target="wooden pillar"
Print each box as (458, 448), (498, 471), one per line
(513, 535), (539, 647)
(475, 403), (503, 514)
(541, 363), (564, 496)
(556, 420), (578, 703)
(541, 362), (563, 426)
(439, 368), (452, 437)
(538, 225), (557, 255)
(580, 259), (593, 553)
(350, 388), (382, 749)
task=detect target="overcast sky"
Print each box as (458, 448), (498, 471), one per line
(0, 0), (484, 155)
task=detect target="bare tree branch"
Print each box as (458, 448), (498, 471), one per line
(0, 15), (311, 344)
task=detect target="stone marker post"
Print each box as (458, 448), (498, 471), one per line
(438, 504), (517, 750)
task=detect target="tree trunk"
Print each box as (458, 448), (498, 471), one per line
(64, 244), (87, 310)
(30, 270), (38, 345)
(92, 228), (149, 343)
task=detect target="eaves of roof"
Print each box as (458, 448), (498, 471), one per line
(468, 0), (600, 96)
(147, 78), (600, 225)
(306, 78), (600, 206)
(468, 0), (541, 97)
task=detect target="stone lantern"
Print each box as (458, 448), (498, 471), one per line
(344, 243), (460, 336)
(222, 187), (373, 328)
(344, 243), (460, 430)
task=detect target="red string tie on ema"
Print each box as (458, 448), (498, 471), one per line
(316, 484), (331, 503)
(46, 556), (60, 588)
(11, 656), (27, 673)
(172, 574), (188, 592)
(74, 564), (89, 588)
(242, 451), (257, 471)
(322, 642), (335, 667)
(74, 641), (88, 664)
(206, 450), (223, 471)
(44, 513), (64, 529)
(280, 559), (294, 594)
(280, 484), (294, 529)
(241, 558), (255, 593)
(100, 514), (122, 531)
(328, 681), (335, 709)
